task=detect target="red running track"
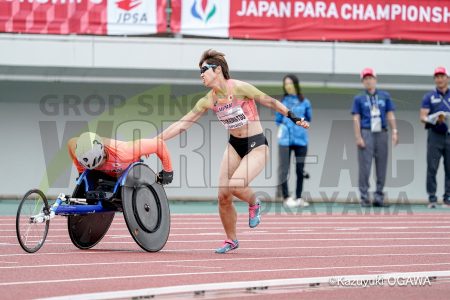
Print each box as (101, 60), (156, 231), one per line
(1, 213), (450, 299)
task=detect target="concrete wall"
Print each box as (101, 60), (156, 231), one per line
(0, 81), (438, 203)
(0, 34), (449, 89)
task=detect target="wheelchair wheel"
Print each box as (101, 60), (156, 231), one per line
(16, 189), (50, 253)
(68, 212), (115, 250)
(121, 164), (170, 252)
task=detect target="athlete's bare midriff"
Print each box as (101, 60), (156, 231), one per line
(228, 121), (264, 138)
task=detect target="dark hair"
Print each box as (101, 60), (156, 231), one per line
(283, 74), (304, 101)
(199, 49), (230, 79)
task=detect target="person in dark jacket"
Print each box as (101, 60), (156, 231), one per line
(420, 67), (450, 208)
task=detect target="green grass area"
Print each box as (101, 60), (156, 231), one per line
(2, 199), (448, 216)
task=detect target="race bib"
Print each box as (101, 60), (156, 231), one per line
(217, 106), (249, 129)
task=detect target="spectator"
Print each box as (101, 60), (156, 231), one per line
(351, 68), (399, 207)
(420, 67), (450, 209)
(276, 74), (312, 208)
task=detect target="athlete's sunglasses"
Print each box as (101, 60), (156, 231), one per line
(200, 64), (217, 74)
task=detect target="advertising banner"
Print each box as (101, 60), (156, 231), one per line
(171, 0), (450, 42)
(0, 0), (167, 35)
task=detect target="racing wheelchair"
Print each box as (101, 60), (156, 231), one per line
(16, 162), (170, 253)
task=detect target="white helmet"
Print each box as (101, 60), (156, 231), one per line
(75, 132), (105, 170)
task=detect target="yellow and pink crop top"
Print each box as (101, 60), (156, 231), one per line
(210, 80), (260, 130)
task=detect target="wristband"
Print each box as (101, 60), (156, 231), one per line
(287, 110), (304, 124)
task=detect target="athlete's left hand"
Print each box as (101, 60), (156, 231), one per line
(157, 170), (174, 185)
(287, 110), (310, 129)
(296, 119), (310, 129)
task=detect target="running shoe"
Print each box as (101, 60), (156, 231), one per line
(296, 198), (310, 207)
(283, 197), (298, 208)
(249, 199), (261, 228)
(215, 239), (239, 254)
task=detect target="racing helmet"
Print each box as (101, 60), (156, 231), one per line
(75, 132), (105, 170)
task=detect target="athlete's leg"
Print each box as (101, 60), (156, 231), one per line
(217, 144), (242, 240)
(228, 145), (269, 205)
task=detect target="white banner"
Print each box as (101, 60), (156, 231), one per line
(180, 0), (229, 37)
(107, 0), (158, 35)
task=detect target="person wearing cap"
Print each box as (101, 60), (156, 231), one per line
(420, 67), (450, 208)
(351, 68), (399, 207)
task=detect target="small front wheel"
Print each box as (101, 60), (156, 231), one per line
(16, 189), (50, 253)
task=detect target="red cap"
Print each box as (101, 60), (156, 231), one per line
(360, 67), (376, 80)
(434, 66), (449, 77)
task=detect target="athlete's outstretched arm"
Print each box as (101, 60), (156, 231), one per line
(130, 138), (173, 172)
(157, 95), (210, 141)
(236, 80), (309, 128)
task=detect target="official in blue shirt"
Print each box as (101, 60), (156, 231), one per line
(420, 67), (450, 208)
(351, 68), (399, 207)
(276, 74), (312, 208)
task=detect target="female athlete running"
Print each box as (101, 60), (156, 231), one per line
(158, 49), (309, 253)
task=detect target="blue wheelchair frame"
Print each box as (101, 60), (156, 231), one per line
(51, 162), (141, 215)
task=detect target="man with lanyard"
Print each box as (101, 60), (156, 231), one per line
(420, 67), (450, 208)
(351, 68), (399, 207)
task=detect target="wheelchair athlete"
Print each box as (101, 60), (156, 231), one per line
(68, 132), (173, 185)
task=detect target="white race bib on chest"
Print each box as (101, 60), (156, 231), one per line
(216, 106), (248, 129)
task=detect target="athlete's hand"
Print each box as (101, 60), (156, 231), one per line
(157, 170), (173, 185)
(288, 111), (310, 129)
(296, 119), (310, 129)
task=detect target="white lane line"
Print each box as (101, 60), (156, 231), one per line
(2, 243), (450, 258)
(380, 227), (409, 230)
(37, 270), (450, 300)
(5, 215), (450, 222)
(3, 231), (450, 239)
(4, 225), (450, 232)
(166, 237), (450, 242)
(335, 228), (359, 231)
(2, 252), (450, 270)
(172, 221), (450, 224)
(165, 265), (223, 270)
(5, 220), (450, 227)
(4, 216), (450, 225)
(4, 237), (450, 248)
(162, 244), (450, 252)
(3, 212), (450, 218)
(110, 235), (131, 239)
(3, 262), (450, 287)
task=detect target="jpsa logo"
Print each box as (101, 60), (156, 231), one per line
(115, 0), (148, 24)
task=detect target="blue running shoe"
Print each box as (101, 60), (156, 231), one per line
(249, 199), (261, 228)
(215, 239), (239, 254)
